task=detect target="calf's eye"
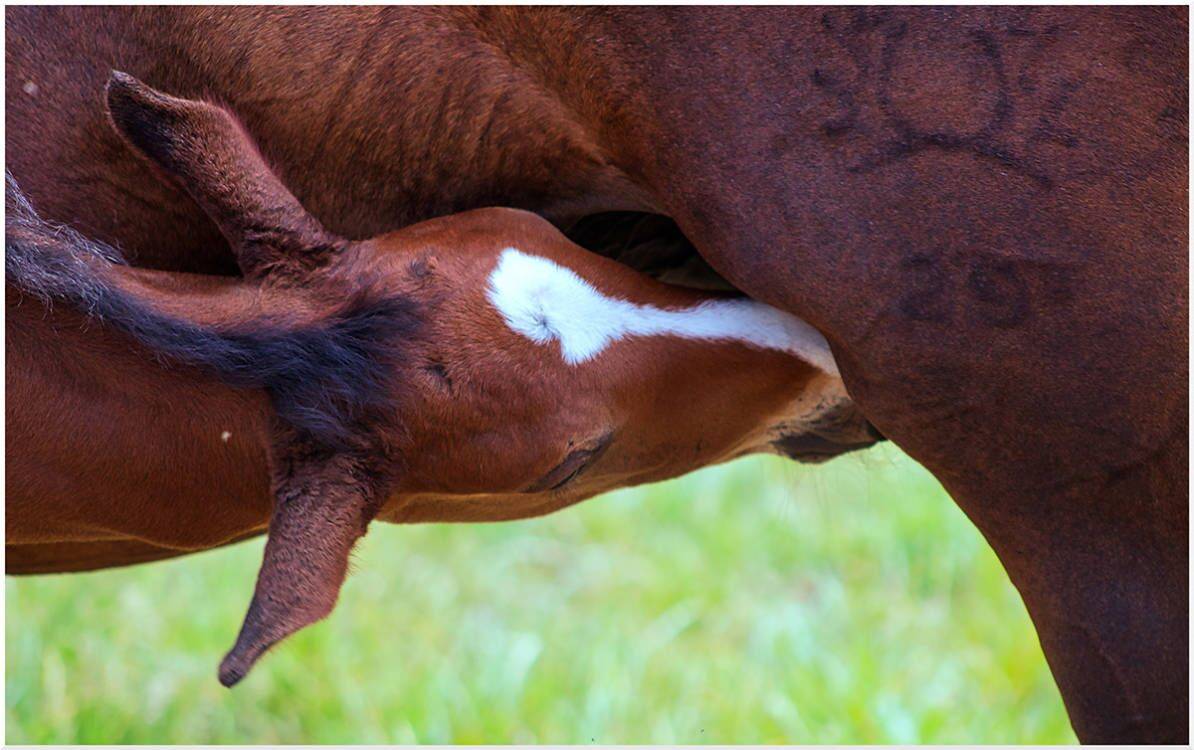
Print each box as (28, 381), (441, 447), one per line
(524, 433), (613, 493)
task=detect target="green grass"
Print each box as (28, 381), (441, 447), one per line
(6, 445), (1075, 743)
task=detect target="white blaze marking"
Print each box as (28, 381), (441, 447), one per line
(486, 248), (838, 375)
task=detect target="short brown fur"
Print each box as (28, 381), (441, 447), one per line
(5, 7), (1187, 741)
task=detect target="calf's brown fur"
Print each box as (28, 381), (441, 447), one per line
(6, 8), (1186, 740)
(8, 74), (868, 687)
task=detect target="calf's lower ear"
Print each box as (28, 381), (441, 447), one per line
(105, 70), (340, 279)
(219, 447), (387, 687)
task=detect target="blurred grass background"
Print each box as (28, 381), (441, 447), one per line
(6, 445), (1075, 743)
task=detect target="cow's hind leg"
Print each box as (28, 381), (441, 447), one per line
(626, 13), (1189, 731)
(956, 430), (1188, 742)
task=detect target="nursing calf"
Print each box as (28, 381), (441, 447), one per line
(6, 74), (876, 685)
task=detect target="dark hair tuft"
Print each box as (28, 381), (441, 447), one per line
(6, 172), (421, 447)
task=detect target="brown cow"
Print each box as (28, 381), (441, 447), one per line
(5, 7), (1187, 742)
(7, 73), (874, 687)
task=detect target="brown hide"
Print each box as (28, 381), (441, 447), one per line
(5, 7), (1187, 741)
(10, 73), (859, 685)
(6, 283), (273, 550)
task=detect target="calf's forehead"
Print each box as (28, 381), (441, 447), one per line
(482, 247), (838, 375)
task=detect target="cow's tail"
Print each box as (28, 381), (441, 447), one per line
(6, 171), (132, 314)
(5, 172), (421, 444)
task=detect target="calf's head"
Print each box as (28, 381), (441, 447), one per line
(106, 72), (878, 685)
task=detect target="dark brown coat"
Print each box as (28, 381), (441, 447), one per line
(6, 7), (1187, 741)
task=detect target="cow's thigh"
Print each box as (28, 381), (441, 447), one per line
(602, 8), (1187, 740)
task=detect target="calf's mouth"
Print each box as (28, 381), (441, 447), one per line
(773, 419), (886, 463)
(567, 210), (885, 462)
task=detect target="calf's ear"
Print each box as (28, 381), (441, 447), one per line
(105, 70), (340, 280)
(218, 442), (388, 687)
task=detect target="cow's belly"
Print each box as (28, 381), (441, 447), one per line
(5, 6), (653, 276)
